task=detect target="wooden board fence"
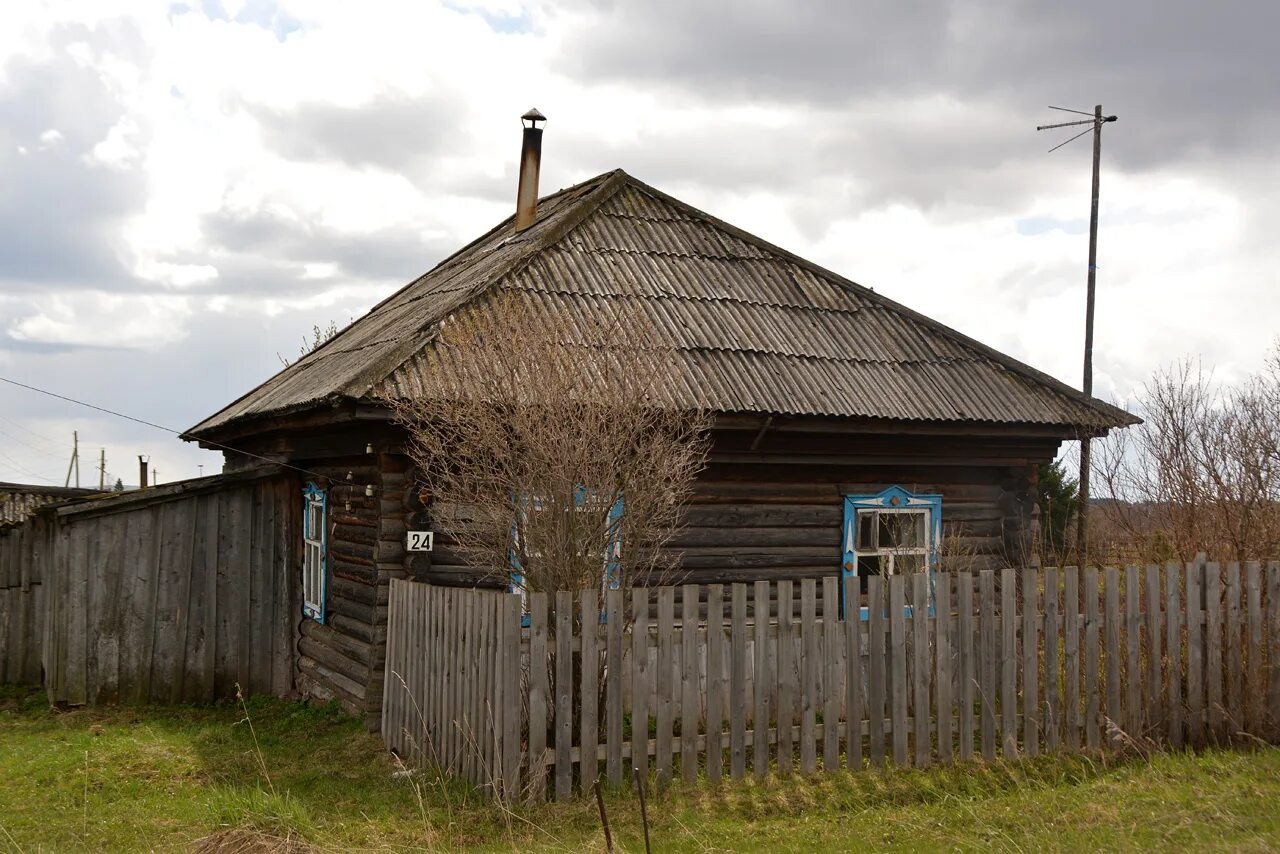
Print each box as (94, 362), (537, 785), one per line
(384, 563), (1280, 802)
(1, 467), (299, 704)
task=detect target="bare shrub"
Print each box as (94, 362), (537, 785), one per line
(1094, 351), (1280, 563)
(386, 293), (710, 594)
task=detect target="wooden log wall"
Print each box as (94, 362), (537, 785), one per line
(40, 468), (299, 705)
(418, 428), (1056, 589)
(293, 452), (411, 727)
(386, 561), (1280, 802)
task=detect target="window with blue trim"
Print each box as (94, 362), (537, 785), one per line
(509, 488), (624, 624)
(841, 486), (941, 617)
(302, 483), (327, 623)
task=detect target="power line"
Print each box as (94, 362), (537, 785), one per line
(0, 425), (65, 460)
(0, 375), (357, 488)
(0, 446), (61, 485)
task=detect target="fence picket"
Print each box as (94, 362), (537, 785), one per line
(1245, 562), (1262, 735)
(958, 572), (975, 761)
(1022, 567), (1039, 757)
(705, 584), (725, 784)
(1100, 568), (1121, 747)
(778, 580), (797, 773)
(555, 590), (573, 800)
(1044, 568), (1060, 752)
(730, 583), (748, 780)
(753, 580), (771, 780)
(1145, 565), (1162, 736)
(528, 592), (549, 803)
(823, 576), (841, 771)
(681, 585), (700, 784)
(867, 576), (886, 768)
(935, 572), (953, 764)
(800, 578), (818, 775)
(1186, 563), (1204, 744)
(1001, 568), (1017, 758)
(581, 587), (600, 793)
(605, 588), (624, 787)
(979, 571), (997, 762)
(656, 586), (675, 788)
(845, 577), (863, 770)
(1166, 562), (1182, 749)
(501, 592), (522, 801)
(890, 574), (908, 766)
(1268, 563), (1280, 740)
(912, 572), (930, 767)
(1226, 562), (1242, 734)
(1205, 563), (1224, 742)
(1084, 568), (1101, 750)
(1064, 567), (1081, 751)
(630, 587), (649, 783)
(1125, 566), (1141, 738)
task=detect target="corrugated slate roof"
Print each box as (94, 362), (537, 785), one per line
(0, 482), (96, 526)
(188, 169), (1136, 437)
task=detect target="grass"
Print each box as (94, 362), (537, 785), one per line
(2, 682), (1279, 852)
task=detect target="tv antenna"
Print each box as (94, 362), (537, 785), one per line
(1037, 104), (1118, 567)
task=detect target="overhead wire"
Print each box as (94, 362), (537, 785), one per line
(0, 375), (361, 488)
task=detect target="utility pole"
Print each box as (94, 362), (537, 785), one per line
(1037, 104), (1118, 567)
(65, 431), (79, 488)
(99, 448), (105, 491)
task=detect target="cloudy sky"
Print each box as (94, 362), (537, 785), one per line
(1, 0), (1276, 487)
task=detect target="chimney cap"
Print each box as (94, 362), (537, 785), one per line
(521, 108), (546, 128)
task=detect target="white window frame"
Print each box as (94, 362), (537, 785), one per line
(853, 507), (932, 577)
(303, 483), (327, 623)
(509, 488), (623, 624)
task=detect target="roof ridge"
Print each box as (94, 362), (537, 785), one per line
(608, 172), (1135, 426)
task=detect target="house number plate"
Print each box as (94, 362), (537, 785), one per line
(406, 531), (434, 552)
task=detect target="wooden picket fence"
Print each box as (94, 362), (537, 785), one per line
(381, 561), (1280, 803)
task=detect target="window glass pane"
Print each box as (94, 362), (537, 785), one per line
(857, 511), (876, 550)
(880, 511), (926, 549)
(856, 554), (881, 592)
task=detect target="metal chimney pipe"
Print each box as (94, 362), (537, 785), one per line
(515, 108), (546, 231)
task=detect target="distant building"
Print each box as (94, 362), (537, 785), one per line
(0, 482), (96, 527)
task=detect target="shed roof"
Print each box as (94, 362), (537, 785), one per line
(188, 169), (1136, 438)
(0, 482), (97, 526)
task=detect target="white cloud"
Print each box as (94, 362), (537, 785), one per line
(7, 293), (193, 349)
(0, 0), (1275, 485)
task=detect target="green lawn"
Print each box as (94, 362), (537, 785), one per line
(1, 683), (1278, 852)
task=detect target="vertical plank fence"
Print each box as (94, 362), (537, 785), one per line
(384, 562), (1280, 803)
